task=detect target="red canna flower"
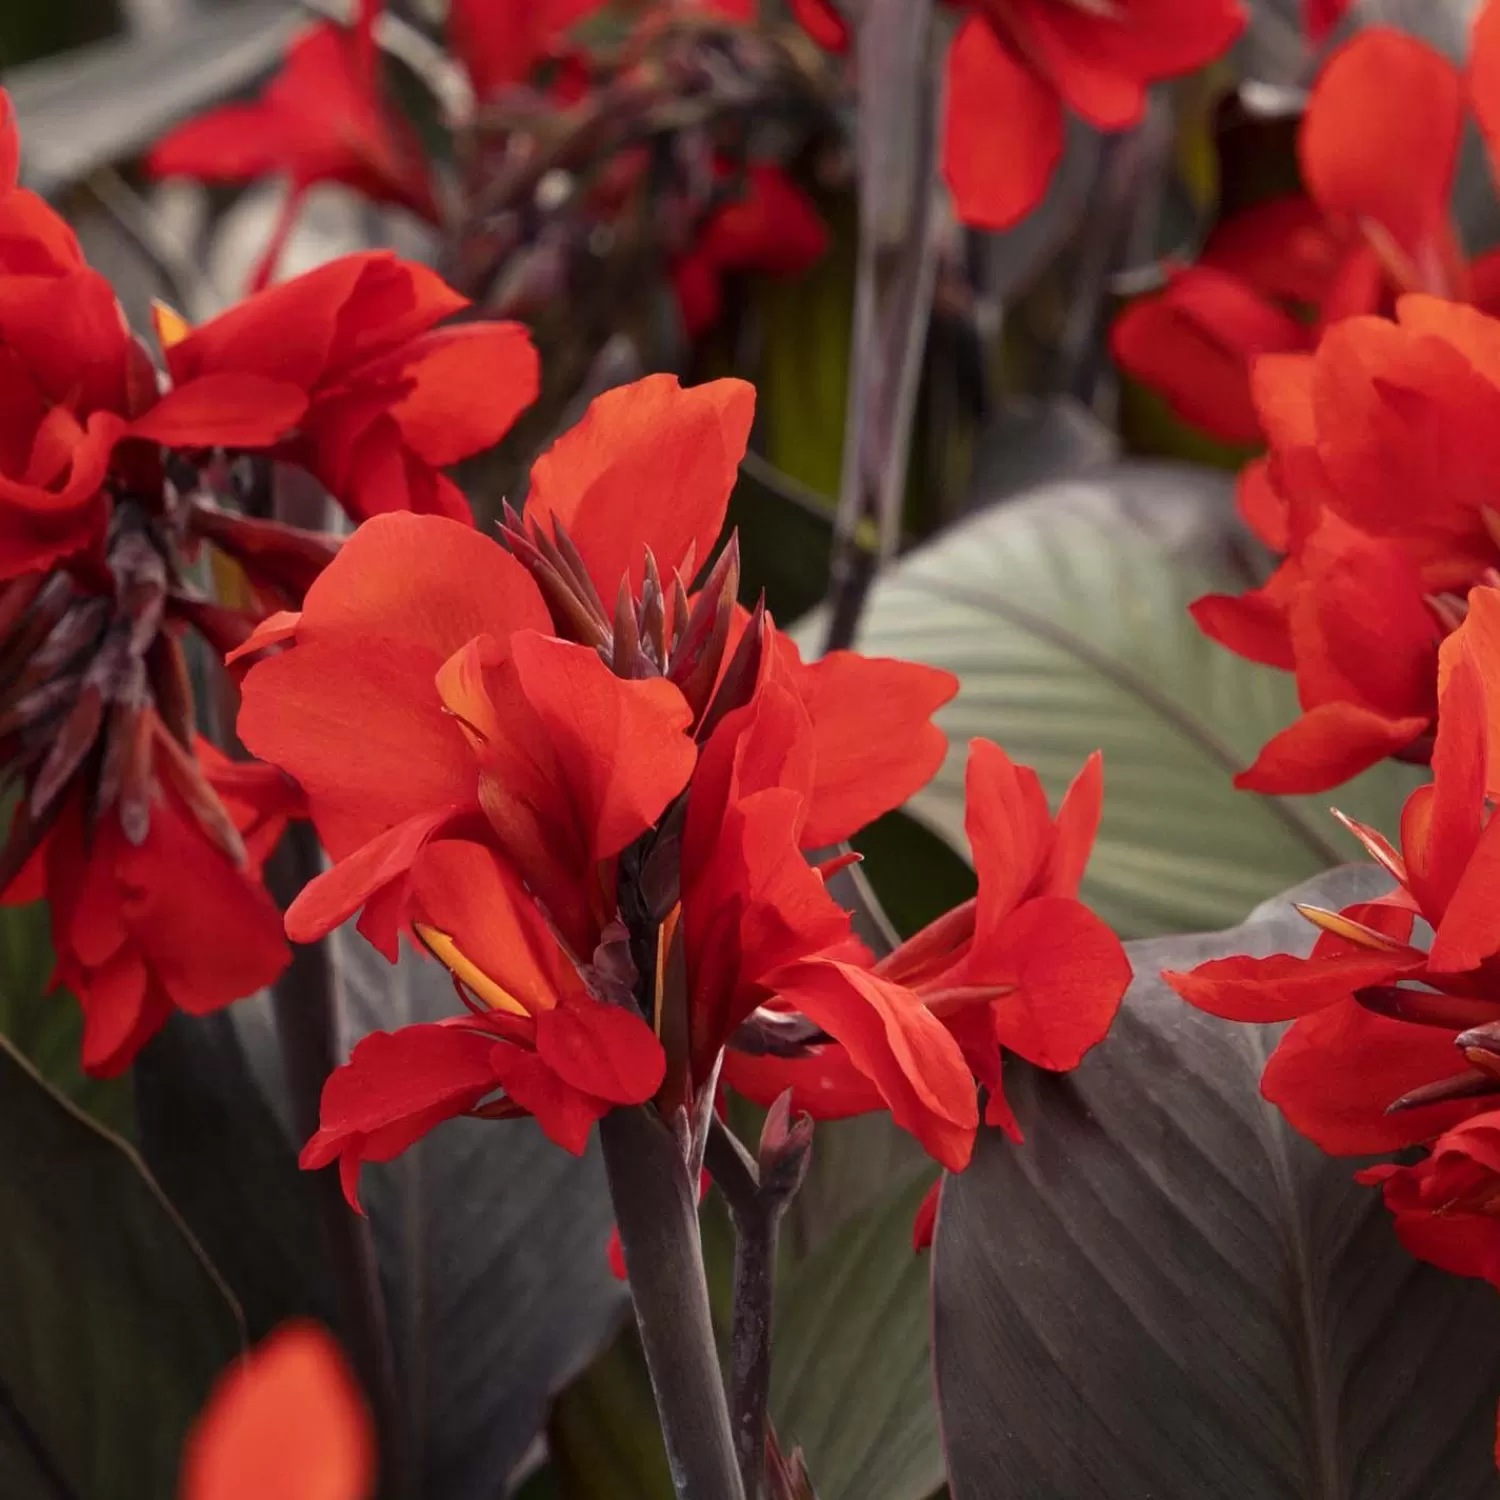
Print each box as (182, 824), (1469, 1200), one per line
(5, 725), (294, 1077)
(240, 374), (972, 1200)
(941, 0), (1245, 233)
(672, 163), (830, 338)
(1114, 14), (1500, 445)
(1165, 609), (1500, 1157)
(147, 15), (436, 290)
(156, 251), (539, 525)
(1186, 293), (1500, 792)
(725, 740), (1132, 1170)
(180, 1322), (374, 1500)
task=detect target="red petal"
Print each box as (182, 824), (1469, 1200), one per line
(181, 1323), (374, 1500)
(286, 807), (466, 955)
(1204, 196), (1349, 306)
(1305, 0), (1351, 44)
(301, 1023), (501, 1206)
(1037, 752), (1103, 900)
(773, 960), (978, 1171)
(1234, 703), (1430, 794)
(130, 374), (308, 448)
(790, 0), (849, 50)
(1263, 999), (1487, 1154)
(964, 738), (1054, 930)
(1300, 28), (1461, 268)
(237, 513), (548, 853)
(1438, 585), (1500, 800)
(1470, 0), (1500, 204)
(510, 630), (697, 861)
(977, 896), (1131, 1069)
(1111, 267), (1311, 446)
(722, 1043), (887, 1119)
(941, 16), (1062, 232)
(524, 373), (754, 596)
(353, 322), (539, 466)
(1164, 947), (1422, 1023)
(0, 91), (18, 192)
(486, 1046), (609, 1155)
(534, 999), (665, 1104)
(409, 837), (584, 1013)
(1429, 816), (1500, 973)
(1190, 588), (1296, 671)
(911, 1179), (940, 1252)
(775, 635), (957, 847)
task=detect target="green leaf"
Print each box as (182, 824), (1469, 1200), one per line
(772, 1171), (944, 1500)
(933, 864), (1500, 1499)
(134, 1008), (345, 1342)
(548, 1327), (675, 1500)
(0, 1033), (243, 1500)
(845, 464), (1420, 938)
(0, 899), (133, 1137)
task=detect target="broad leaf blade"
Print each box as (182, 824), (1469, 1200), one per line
(333, 935), (628, 1499)
(0, 1034), (243, 1500)
(933, 864), (1500, 1499)
(847, 466), (1418, 938)
(134, 1008), (345, 1341)
(772, 1171), (944, 1500)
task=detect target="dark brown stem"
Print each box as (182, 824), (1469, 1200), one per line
(599, 1105), (746, 1500)
(707, 1111), (813, 1500)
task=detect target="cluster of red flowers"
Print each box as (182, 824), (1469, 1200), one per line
(1115, 2), (1500, 447)
(1168, 591), (1500, 1303)
(148, 0), (836, 328)
(230, 372), (1132, 1204)
(0, 91), (538, 1073)
(1139, 11), (1500, 1456)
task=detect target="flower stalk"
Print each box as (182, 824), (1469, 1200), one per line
(600, 1104), (747, 1500)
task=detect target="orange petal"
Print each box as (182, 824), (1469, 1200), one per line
(181, 1323), (375, 1500)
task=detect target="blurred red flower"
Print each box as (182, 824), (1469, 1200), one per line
(941, 0), (1245, 232)
(1114, 14), (1500, 445)
(158, 251), (538, 525)
(148, 15), (436, 289)
(181, 1323), (374, 1500)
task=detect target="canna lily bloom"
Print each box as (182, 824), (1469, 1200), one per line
(725, 740), (1132, 1170)
(672, 163), (830, 338)
(941, 0), (1245, 233)
(156, 251), (539, 525)
(1164, 613), (1500, 1157)
(147, 15), (436, 291)
(1188, 294), (1500, 792)
(0, 89), (311, 580)
(180, 1323), (374, 1500)
(241, 374), (970, 1197)
(1113, 15), (1500, 446)
(5, 727), (294, 1077)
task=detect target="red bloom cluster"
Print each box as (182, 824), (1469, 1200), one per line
(234, 374), (1131, 1204)
(1167, 594), (1500, 1279)
(0, 90), (538, 1073)
(1185, 294), (1500, 792)
(1114, 8), (1500, 446)
(148, 0), (833, 328)
(941, 0), (1245, 233)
